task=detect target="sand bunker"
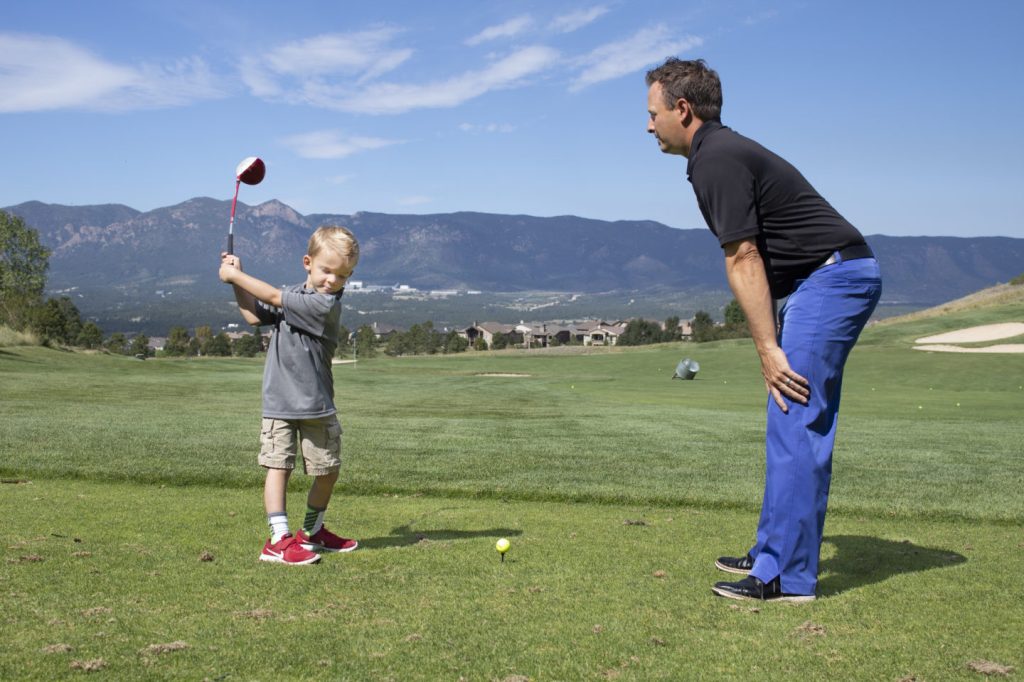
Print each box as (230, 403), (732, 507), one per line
(912, 322), (1024, 353)
(915, 323), (1024, 344)
(914, 343), (1024, 354)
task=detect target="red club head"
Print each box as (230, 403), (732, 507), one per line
(236, 157), (266, 185)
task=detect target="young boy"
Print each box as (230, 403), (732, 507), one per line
(219, 225), (360, 565)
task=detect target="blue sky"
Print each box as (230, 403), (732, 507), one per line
(2, 0), (1022, 238)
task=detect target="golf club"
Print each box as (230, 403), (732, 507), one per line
(227, 156), (266, 254)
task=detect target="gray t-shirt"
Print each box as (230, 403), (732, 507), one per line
(254, 283), (344, 419)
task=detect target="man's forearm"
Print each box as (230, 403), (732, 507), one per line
(723, 240), (778, 358)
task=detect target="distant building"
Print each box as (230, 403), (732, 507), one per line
(463, 322), (522, 347)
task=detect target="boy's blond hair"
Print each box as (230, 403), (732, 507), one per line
(308, 225), (359, 262)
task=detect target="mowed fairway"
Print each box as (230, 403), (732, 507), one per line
(1, 298), (1022, 680)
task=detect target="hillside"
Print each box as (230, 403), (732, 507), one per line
(4, 198), (1024, 334)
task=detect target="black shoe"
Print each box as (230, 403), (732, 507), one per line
(715, 553), (754, 575)
(712, 575), (815, 603)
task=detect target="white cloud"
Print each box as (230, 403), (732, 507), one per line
(279, 130), (402, 159)
(459, 122), (517, 134)
(465, 16), (533, 46)
(569, 26), (703, 92)
(328, 45), (560, 115)
(0, 33), (222, 112)
(240, 28), (413, 99)
(549, 6), (609, 33)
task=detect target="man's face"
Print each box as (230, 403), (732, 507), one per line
(303, 250), (356, 295)
(647, 82), (689, 157)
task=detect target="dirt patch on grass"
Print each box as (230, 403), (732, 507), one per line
(966, 659), (1014, 676)
(140, 641), (189, 656)
(475, 372), (532, 377)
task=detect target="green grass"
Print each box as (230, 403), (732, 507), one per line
(1, 302), (1022, 679)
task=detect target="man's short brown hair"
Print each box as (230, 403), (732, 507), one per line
(645, 58), (722, 122)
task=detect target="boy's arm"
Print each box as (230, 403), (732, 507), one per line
(219, 253), (282, 325)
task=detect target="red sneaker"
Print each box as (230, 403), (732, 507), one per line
(259, 534), (321, 565)
(296, 526), (358, 553)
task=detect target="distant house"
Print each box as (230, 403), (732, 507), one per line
(371, 321), (404, 341)
(583, 322), (627, 346)
(147, 337), (166, 352)
(463, 322), (522, 347)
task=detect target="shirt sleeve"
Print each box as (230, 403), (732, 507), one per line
(253, 298), (281, 326)
(691, 154), (760, 247)
(281, 289), (338, 338)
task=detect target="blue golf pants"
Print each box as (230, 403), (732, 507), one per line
(748, 255), (882, 595)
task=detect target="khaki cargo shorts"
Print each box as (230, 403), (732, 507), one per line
(259, 416), (342, 476)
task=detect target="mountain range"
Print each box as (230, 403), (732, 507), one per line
(5, 198), (1024, 330)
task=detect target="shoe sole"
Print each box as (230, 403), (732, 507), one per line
(299, 540), (359, 553)
(258, 553), (321, 565)
(714, 560), (751, 575)
(711, 585), (815, 603)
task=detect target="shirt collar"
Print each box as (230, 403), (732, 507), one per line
(685, 120), (724, 180)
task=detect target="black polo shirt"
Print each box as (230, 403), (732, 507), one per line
(686, 121), (866, 298)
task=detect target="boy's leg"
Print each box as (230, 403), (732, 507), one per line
(296, 417), (358, 553)
(257, 419), (321, 564)
(264, 468), (292, 515)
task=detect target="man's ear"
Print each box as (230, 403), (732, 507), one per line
(676, 98), (694, 125)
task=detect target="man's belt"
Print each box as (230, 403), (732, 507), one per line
(817, 243), (874, 269)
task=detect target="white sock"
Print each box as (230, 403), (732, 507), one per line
(268, 512), (290, 543)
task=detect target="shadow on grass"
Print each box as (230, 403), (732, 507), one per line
(359, 524), (523, 550)
(818, 534), (966, 597)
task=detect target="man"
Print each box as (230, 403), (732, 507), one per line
(645, 58), (882, 601)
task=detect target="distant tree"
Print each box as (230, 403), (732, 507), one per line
(77, 321), (104, 349)
(104, 332), (128, 354)
(129, 333), (151, 357)
(618, 318), (663, 346)
(335, 325), (351, 357)
(691, 310), (718, 343)
(407, 322), (441, 355)
(443, 330), (469, 354)
(194, 325), (213, 356)
(32, 296), (82, 346)
(164, 326), (191, 356)
(724, 299), (747, 326)
(1011, 272), (1024, 286)
(233, 332), (262, 357)
(662, 316), (681, 342)
(206, 332), (232, 356)
(384, 332), (409, 357)
(355, 325), (377, 359)
(473, 336), (488, 351)
(0, 211), (50, 330)
(491, 332), (510, 350)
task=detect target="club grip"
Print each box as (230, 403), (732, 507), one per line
(227, 233), (233, 255)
